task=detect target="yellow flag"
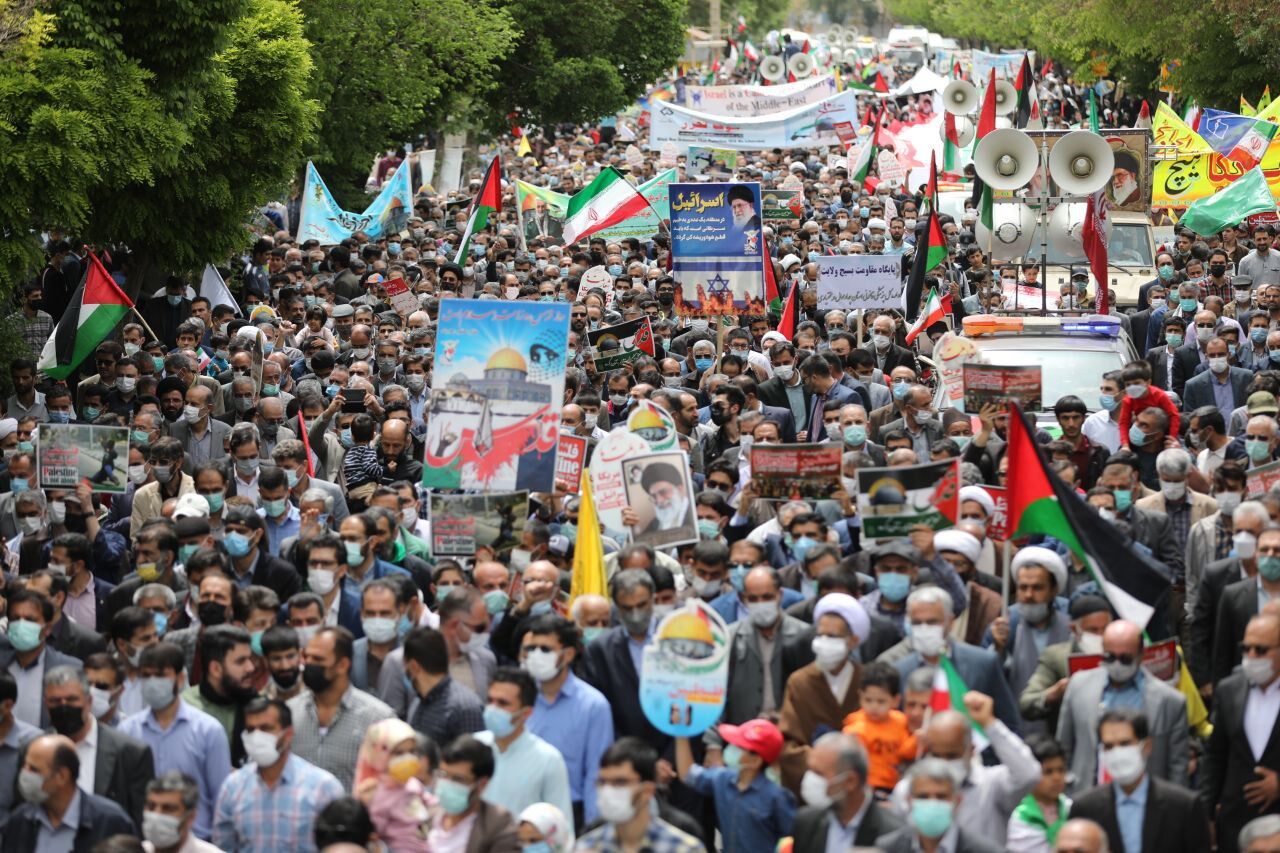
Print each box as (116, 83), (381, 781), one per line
(1152, 101), (1212, 154)
(1176, 645), (1212, 737)
(515, 134), (534, 162)
(1241, 95), (1256, 116)
(1257, 95), (1280, 126)
(1260, 85), (1273, 111)
(569, 468), (607, 607)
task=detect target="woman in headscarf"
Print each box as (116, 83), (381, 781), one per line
(516, 802), (574, 853)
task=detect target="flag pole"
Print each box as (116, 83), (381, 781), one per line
(129, 307), (165, 347)
(1001, 538), (1011, 617)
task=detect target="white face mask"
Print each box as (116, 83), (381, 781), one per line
(909, 623), (947, 658)
(142, 811), (184, 849)
(523, 648), (562, 683)
(309, 569), (336, 595)
(596, 785), (637, 824)
(800, 769), (837, 808)
(1233, 530), (1257, 559)
(128, 464), (149, 486)
(1100, 743), (1145, 786)
(1242, 655), (1276, 686)
(241, 729), (282, 767)
(1159, 480), (1187, 501)
(811, 635), (850, 672)
(1076, 631), (1104, 655)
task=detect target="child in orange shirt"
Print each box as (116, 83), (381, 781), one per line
(842, 662), (918, 795)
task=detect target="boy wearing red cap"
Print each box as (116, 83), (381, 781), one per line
(675, 719), (796, 853)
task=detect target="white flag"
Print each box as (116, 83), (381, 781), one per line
(201, 264), (240, 316)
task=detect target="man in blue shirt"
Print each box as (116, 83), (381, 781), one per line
(257, 466), (300, 555)
(521, 614), (615, 827)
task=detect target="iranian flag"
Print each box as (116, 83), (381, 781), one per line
(743, 40), (760, 63)
(1006, 402), (1173, 634)
(905, 287), (944, 344)
(562, 167), (652, 245)
(930, 657), (989, 747)
(970, 69), (997, 232)
(849, 106), (880, 189)
(776, 277), (801, 340)
(453, 155), (502, 264)
(942, 111), (962, 174)
(38, 252), (133, 380)
(1082, 187), (1110, 314)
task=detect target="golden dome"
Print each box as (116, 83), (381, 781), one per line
(628, 407), (668, 432)
(660, 611), (714, 645)
(486, 347), (527, 372)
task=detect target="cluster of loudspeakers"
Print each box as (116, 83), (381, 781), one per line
(760, 52), (817, 82)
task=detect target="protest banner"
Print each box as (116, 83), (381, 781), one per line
(857, 458), (961, 539)
(1246, 459), (1280, 498)
(761, 189), (805, 220)
(590, 429), (651, 538)
(877, 150), (906, 188)
(587, 317), (656, 371)
(749, 444), (842, 500)
(623, 450), (699, 549)
(670, 182), (766, 316)
(976, 485), (1012, 541)
(686, 146), (739, 178)
(646, 89), (861, 152)
(428, 492), (528, 557)
(37, 424), (129, 494)
(422, 301), (569, 492)
(1068, 638), (1178, 682)
(297, 160), (413, 244)
(933, 333), (980, 408)
(556, 434), (587, 494)
(962, 364), (1043, 413)
(640, 599), (730, 736)
(382, 275), (419, 317)
(683, 76), (836, 116)
(816, 255), (904, 312)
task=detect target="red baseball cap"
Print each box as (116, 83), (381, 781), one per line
(718, 719), (783, 765)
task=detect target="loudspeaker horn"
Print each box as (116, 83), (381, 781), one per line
(788, 52), (815, 79)
(827, 24), (845, 41)
(973, 128), (1039, 190)
(828, 48), (844, 65)
(1047, 202), (1113, 258)
(992, 79), (1018, 116)
(975, 202), (1038, 260)
(942, 79), (978, 115)
(760, 56), (786, 82)
(1048, 130), (1115, 195)
(939, 115), (976, 147)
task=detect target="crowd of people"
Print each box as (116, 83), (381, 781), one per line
(3, 47), (1280, 853)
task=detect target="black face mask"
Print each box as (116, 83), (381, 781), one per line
(197, 601), (228, 628)
(49, 704), (84, 737)
(302, 663), (332, 694)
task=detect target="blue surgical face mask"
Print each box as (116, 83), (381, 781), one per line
(1099, 393), (1119, 412)
(728, 564), (750, 592)
(1114, 488), (1133, 512)
(83, 406), (100, 421)
(1252, 327), (1268, 345)
(48, 410), (71, 424)
(152, 356), (165, 372)
(791, 535), (817, 563)
(608, 264), (623, 277)
(695, 357), (714, 371)
(340, 428), (354, 448)
(893, 381), (911, 400)
(1128, 423), (1147, 447)
(843, 424), (867, 446)
(878, 571), (912, 602)
(1180, 297), (1197, 311)
(860, 206), (870, 218)
(167, 294), (183, 306)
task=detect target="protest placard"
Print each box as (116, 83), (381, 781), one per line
(977, 485), (1012, 541)
(428, 492), (528, 557)
(1246, 459), (1280, 498)
(421, 301), (569, 492)
(857, 458), (961, 539)
(686, 146), (739, 178)
(382, 275), (419, 317)
(671, 182), (767, 316)
(623, 451), (698, 549)
(877, 150), (906, 187)
(749, 444), (842, 500)
(816, 255), (905, 312)
(1069, 638), (1178, 682)
(761, 189), (804, 220)
(640, 599), (730, 736)
(933, 333), (980, 408)
(586, 317), (656, 371)
(556, 434), (587, 494)
(36, 424), (129, 494)
(962, 364), (1043, 413)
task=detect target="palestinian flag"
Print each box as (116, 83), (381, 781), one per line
(971, 69), (997, 232)
(873, 71), (889, 93)
(776, 277), (801, 340)
(562, 166), (652, 245)
(930, 657), (989, 747)
(1006, 403), (1173, 635)
(905, 287), (944, 344)
(38, 252), (133, 380)
(453, 155), (502, 264)
(764, 240), (782, 313)
(849, 106), (880, 189)
(943, 112), (962, 174)
(1013, 54), (1033, 128)
(906, 161), (948, 324)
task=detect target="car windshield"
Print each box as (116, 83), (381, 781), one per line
(949, 345), (1122, 411)
(1030, 222), (1153, 267)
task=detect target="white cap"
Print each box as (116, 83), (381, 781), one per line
(934, 530), (982, 564)
(867, 217), (888, 232)
(1010, 546), (1067, 591)
(780, 253), (803, 271)
(959, 486), (995, 518)
(173, 492), (210, 520)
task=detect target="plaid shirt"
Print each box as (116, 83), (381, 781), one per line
(408, 674), (485, 747)
(574, 816), (706, 852)
(212, 753), (344, 853)
(1164, 497), (1193, 556)
(18, 311), (53, 359)
(287, 686), (393, 792)
(1199, 276), (1233, 302)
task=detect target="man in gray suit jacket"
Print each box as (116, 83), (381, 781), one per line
(165, 384), (232, 475)
(1056, 620), (1188, 793)
(702, 567), (814, 756)
(1182, 338), (1252, 412)
(876, 758), (1001, 853)
(40, 666), (155, 828)
(0, 591), (83, 729)
(879, 384), (945, 457)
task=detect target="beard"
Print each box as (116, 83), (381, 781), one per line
(1114, 177), (1137, 201)
(653, 496), (690, 529)
(733, 211), (754, 229)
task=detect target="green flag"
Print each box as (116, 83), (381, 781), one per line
(1180, 167), (1276, 236)
(1088, 90), (1100, 132)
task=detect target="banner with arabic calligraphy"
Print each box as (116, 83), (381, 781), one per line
(297, 160), (413, 244)
(646, 89), (860, 152)
(1152, 101), (1280, 209)
(670, 182), (766, 317)
(422, 301), (569, 493)
(683, 76), (837, 117)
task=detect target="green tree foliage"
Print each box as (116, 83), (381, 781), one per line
(492, 0), (686, 132)
(1, 0), (318, 289)
(300, 0), (516, 209)
(885, 0), (1269, 108)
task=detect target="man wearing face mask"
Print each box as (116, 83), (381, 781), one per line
(130, 438), (194, 532)
(893, 586), (1021, 731)
(1097, 452), (1183, 576)
(1200, 612), (1280, 853)
(212, 697), (344, 852)
(1183, 336), (1252, 414)
(1189, 500), (1267, 690)
(794, 731), (905, 848)
(1020, 594), (1115, 735)
(757, 342), (810, 436)
(119, 642), (231, 840)
(777, 592), (868, 790)
(889, 694), (1039, 847)
(22, 570), (107, 662)
(877, 757), (1003, 853)
(436, 587), (497, 699)
(3, 733), (136, 850)
(864, 314), (918, 376)
(1067, 708), (1211, 853)
(0, 589), (84, 728)
(1056, 620), (1189, 793)
(40, 665), (154, 827)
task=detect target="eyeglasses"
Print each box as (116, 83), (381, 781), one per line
(1101, 653), (1136, 665)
